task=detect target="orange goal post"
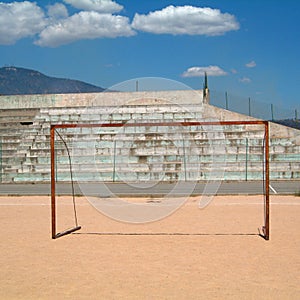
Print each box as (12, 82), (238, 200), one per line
(50, 120), (270, 240)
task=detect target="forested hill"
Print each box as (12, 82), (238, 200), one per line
(0, 66), (104, 95)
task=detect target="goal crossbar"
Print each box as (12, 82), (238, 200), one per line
(50, 120), (270, 240)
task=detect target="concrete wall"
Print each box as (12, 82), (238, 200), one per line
(0, 90), (299, 183)
(0, 90), (204, 109)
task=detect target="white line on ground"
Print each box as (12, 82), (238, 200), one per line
(269, 184), (278, 194)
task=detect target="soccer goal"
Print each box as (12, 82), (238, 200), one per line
(50, 120), (270, 240)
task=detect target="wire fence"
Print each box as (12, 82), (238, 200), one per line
(210, 90), (299, 122)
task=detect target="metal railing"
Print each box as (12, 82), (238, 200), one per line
(210, 90), (299, 123)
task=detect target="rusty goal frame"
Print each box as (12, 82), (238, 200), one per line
(50, 120), (270, 240)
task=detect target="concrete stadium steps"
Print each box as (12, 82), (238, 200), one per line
(1, 94), (300, 182)
(9, 157), (299, 182)
(38, 104), (206, 124)
(50, 161), (266, 174)
(35, 153), (267, 165)
(6, 168), (294, 183)
(0, 109), (45, 182)
(40, 129), (300, 181)
(0, 109), (39, 120)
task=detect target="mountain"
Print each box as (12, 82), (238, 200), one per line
(0, 66), (105, 95)
(272, 119), (300, 130)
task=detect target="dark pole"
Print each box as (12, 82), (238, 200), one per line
(225, 92), (228, 110)
(271, 104), (274, 121)
(248, 97), (251, 116)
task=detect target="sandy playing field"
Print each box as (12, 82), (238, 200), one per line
(0, 194), (299, 299)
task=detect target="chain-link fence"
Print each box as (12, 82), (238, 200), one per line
(210, 90), (299, 124)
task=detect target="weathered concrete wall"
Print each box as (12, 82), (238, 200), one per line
(0, 90), (204, 109)
(0, 90), (299, 183)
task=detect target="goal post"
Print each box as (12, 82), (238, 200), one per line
(50, 121), (270, 240)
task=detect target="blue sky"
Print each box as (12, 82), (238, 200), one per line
(0, 0), (299, 112)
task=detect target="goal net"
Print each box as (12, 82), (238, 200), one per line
(50, 120), (270, 240)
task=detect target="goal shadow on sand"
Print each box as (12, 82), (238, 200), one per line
(72, 230), (266, 239)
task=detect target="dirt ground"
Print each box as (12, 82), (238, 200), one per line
(0, 194), (299, 299)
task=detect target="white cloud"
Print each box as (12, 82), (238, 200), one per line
(246, 60), (256, 68)
(0, 2), (239, 47)
(35, 11), (135, 47)
(231, 68), (238, 74)
(0, 1), (46, 45)
(63, 0), (123, 14)
(239, 77), (251, 83)
(132, 5), (239, 36)
(182, 66), (227, 77)
(47, 3), (69, 20)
